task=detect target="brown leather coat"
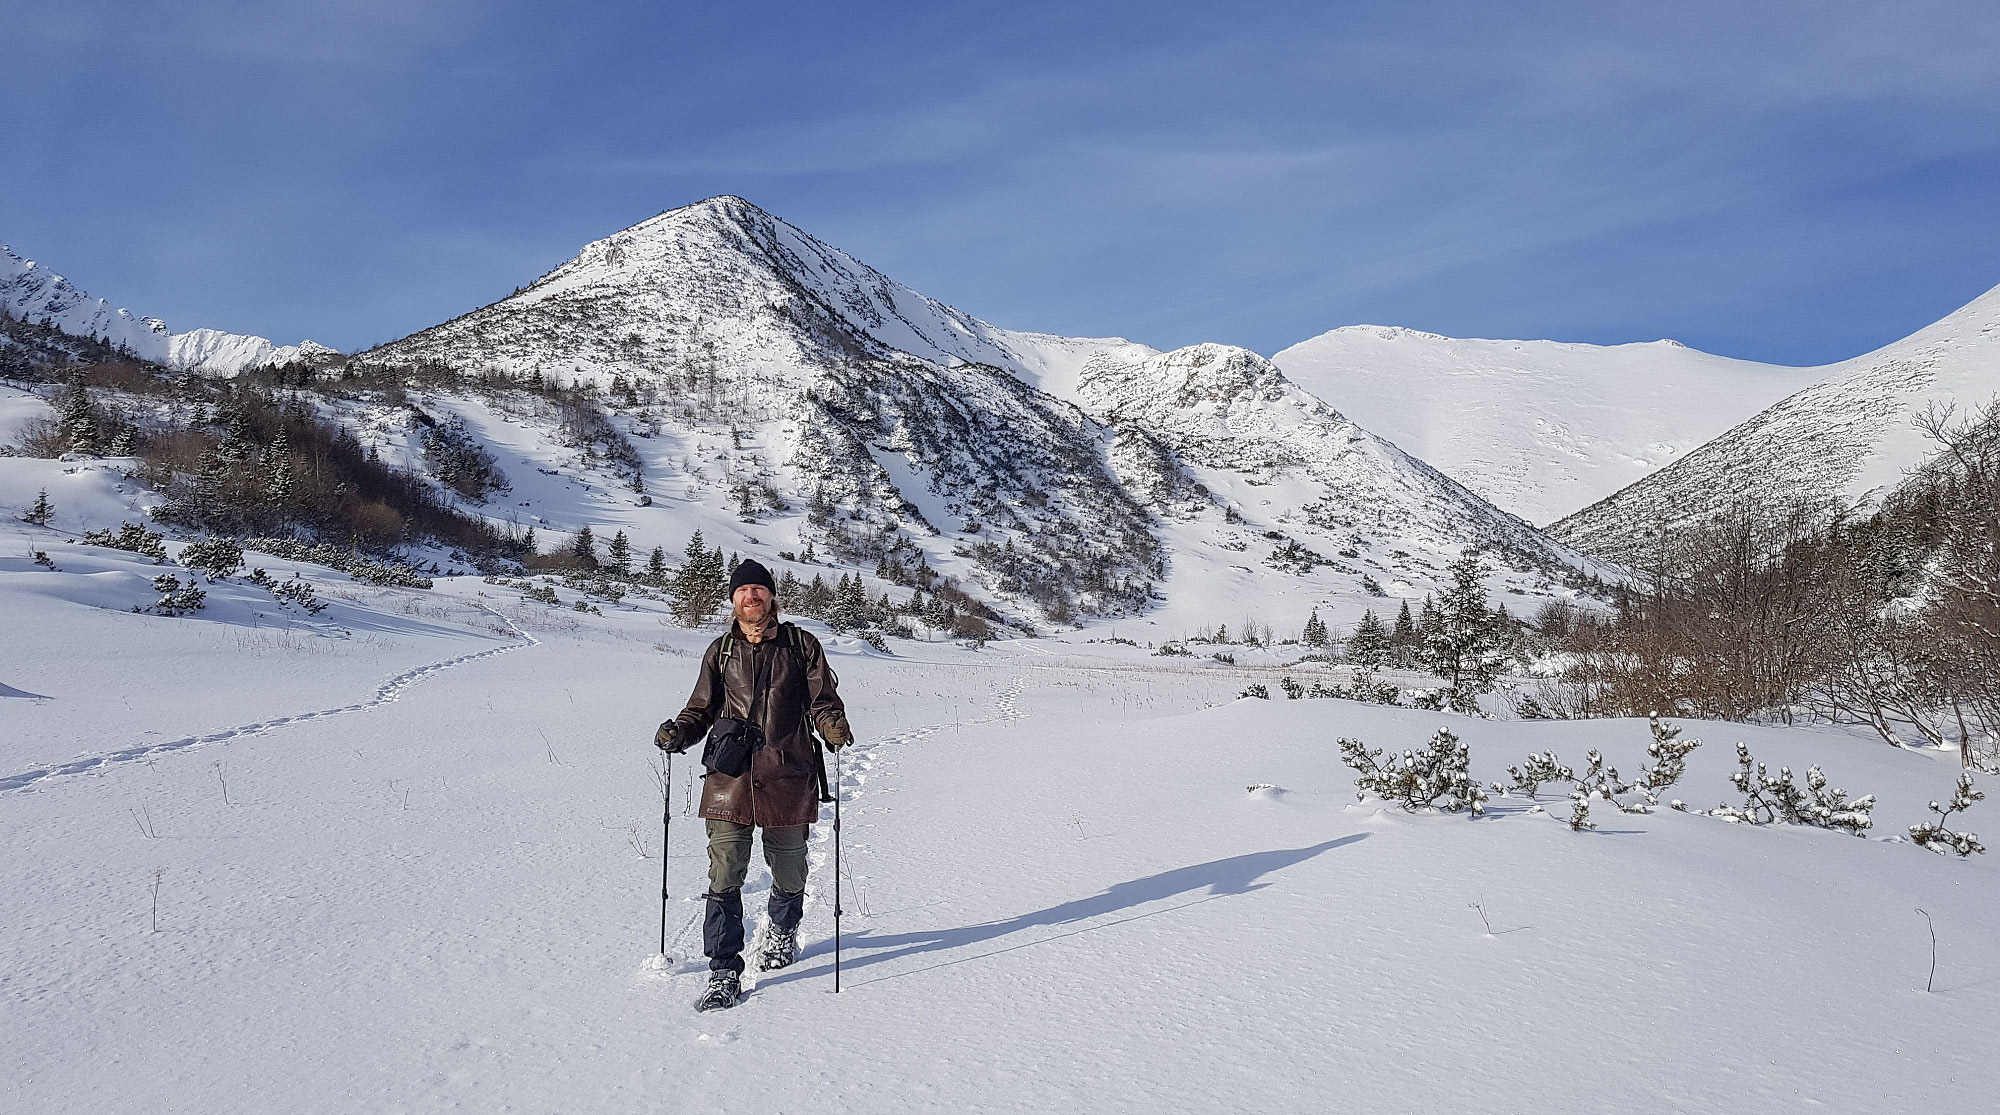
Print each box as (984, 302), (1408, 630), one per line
(673, 621), (847, 828)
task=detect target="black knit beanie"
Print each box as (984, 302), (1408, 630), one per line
(728, 558), (776, 596)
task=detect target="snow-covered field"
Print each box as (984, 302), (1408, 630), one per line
(5, 502), (1994, 1113)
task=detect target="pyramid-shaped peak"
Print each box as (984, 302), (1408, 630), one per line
(616, 194), (784, 241)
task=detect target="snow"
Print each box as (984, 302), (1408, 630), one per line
(1554, 282), (2000, 560)
(1272, 326), (1825, 526)
(4, 456), (1995, 1112)
(1, 242), (334, 375)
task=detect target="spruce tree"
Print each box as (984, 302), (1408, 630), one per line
(1390, 600), (1419, 666)
(1348, 610), (1391, 667)
(1302, 608), (1328, 648)
(22, 488), (54, 526)
(570, 525), (598, 568)
(828, 573), (869, 632)
(647, 545), (668, 583)
(56, 386), (99, 455)
(607, 530), (632, 577)
(262, 429), (295, 507)
(1421, 552), (1506, 703)
(800, 573), (833, 617)
(669, 531), (724, 626)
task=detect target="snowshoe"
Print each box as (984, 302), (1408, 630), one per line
(695, 970), (741, 1012)
(758, 927), (799, 972)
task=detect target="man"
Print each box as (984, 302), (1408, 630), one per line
(655, 558), (854, 1012)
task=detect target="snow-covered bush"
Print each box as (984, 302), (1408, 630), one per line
(1710, 743), (1875, 834)
(1498, 751), (1573, 799)
(1495, 718), (1702, 828)
(1909, 773), (1985, 856)
(143, 574), (206, 616)
(414, 412), (508, 501)
(239, 537), (432, 588)
(1340, 728), (1488, 815)
(83, 522), (168, 563)
(1240, 683), (1270, 699)
(1635, 714), (1701, 804)
(180, 536), (244, 582)
(1408, 685), (1484, 716)
(246, 569), (326, 613)
(1279, 676), (1304, 700)
(1311, 668), (1402, 705)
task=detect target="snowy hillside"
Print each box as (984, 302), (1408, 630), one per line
(1, 242), (334, 375)
(361, 196), (1152, 393)
(1553, 283), (2000, 562)
(1077, 343), (1599, 630)
(3, 472), (1994, 1111)
(1272, 326), (1823, 526)
(349, 198), (1601, 626)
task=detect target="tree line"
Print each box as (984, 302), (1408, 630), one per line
(1533, 402), (2000, 767)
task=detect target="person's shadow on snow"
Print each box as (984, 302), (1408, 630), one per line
(760, 834), (1366, 988)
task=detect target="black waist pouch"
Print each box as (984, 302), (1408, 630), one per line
(703, 716), (764, 778)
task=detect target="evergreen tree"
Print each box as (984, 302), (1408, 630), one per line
(56, 386), (99, 455)
(1421, 552), (1507, 702)
(262, 428), (295, 506)
(607, 530), (632, 577)
(1389, 600), (1420, 666)
(924, 592), (954, 634)
(669, 531), (725, 626)
(1302, 608), (1329, 648)
(21, 488), (54, 526)
(828, 573), (869, 632)
(646, 545), (668, 583)
(217, 410), (254, 465)
(1347, 609), (1391, 667)
(800, 573), (833, 617)
(570, 525), (598, 568)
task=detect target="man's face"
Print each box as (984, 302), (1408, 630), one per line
(733, 584), (773, 623)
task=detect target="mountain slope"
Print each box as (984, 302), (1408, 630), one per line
(0, 242), (334, 374)
(360, 198), (1602, 626)
(1271, 327), (1823, 527)
(359, 197), (1164, 624)
(1552, 283), (2000, 562)
(1076, 344), (1599, 627)
(361, 195), (1152, 390)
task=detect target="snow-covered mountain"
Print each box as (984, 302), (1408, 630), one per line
(1075, 343), (1593, 625)
(0, 242), (335, 375)
(1552, 282), (2000, 562)
(362, 195), (1152, 393)
(1271, 327), (1824, 527)
(357, 197), (1598, 626)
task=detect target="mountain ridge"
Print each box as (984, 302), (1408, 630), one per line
(0, 242), (335, 375)
(1551, 281), (2000, 562)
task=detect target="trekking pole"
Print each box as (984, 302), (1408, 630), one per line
(659, 749), (672, 959)
(833, 743), (843, 993)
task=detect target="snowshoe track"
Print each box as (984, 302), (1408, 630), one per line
(735, 674), (1028, 991)
(0, 611), (538, 794)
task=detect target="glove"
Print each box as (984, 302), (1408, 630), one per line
(655, 720), (690, 753)
(820, 715), (854, 751)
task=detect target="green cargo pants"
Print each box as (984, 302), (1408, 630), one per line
(705, 819), (809, 895)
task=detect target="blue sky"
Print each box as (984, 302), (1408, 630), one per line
(6, 0), (1998, 366)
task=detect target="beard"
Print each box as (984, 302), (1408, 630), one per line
(734, 598), (777, 630)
